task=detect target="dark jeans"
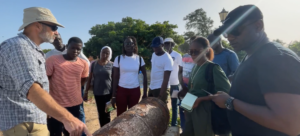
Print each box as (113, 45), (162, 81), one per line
(116, 86), (141, 116)
(171, 85), (186, 131)
(94, 94), (111, 127)
(170, 85), (179, 126)
(179, 107), (186, 131)
(47, 104), (80, 136)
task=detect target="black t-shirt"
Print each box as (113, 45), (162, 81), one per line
(228, 42), (300, 136)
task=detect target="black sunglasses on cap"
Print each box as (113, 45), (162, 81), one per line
(39, 22), (58, 31)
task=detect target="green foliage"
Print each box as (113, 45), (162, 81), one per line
(179, 42), (190, 54)
(288, 41), (300, 56)
(42, 49), (52, 54)
(183, 8), (214, 37)
(222, 40), (246, 62)
(183, 31), (197, 40)
(84, 17), (185, 69)
(179, 31), (197, 53)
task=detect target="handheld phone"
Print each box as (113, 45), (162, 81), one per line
(202, 89), (212, 95)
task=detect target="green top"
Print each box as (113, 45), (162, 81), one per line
(182, 61), (231, 136)
(188, 61), (231, 96)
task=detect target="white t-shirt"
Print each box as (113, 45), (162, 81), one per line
(113, 54), (145, 89)
(45, 48), (90, 66)
(150, 52), (173, 90)
(169, 51), (182, 85)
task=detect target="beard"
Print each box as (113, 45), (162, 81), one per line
(39, 26), (54, 43)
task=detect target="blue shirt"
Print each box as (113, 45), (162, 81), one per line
(213, 49), (239, 77)
(0, 33), (49, 130)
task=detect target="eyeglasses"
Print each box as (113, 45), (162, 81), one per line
(39, 22), (58, 31)
(224, 20), (258, 37)
(188, 50), (200, 55)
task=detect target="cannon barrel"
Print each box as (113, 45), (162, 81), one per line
(93, 97), (170, 136)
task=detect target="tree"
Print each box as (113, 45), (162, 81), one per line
(179, 42), (190, 54)
(83, 17), (185, 69)
(289, 41), (300, 56)
(183, 8), (214, 37)
(222, 40), (246, 62)
(273, 39), (286, 46)
(42, 49), (52, 54)
(179, 31), (197, 53)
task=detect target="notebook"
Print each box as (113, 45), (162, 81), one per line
(179, 92), (198, 112)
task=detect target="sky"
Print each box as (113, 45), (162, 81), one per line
(0, 0), (299, 50)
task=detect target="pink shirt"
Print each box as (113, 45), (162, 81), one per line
(46, 55), (89, 107)
(182, 54), (195, 84)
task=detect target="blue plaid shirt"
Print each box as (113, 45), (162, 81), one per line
(0, 33), (49, 130)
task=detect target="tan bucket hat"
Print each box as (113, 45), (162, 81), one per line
(18, 7), (64, 31)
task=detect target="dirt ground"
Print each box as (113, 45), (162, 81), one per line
(0, 87), (172, 136)
(83, 97), (118, 134)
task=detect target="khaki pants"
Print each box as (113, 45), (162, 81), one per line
(3, 122), (49, 136)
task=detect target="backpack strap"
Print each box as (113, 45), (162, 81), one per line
(139, 56), (142, 73)
(117, 56), (122, 81)
(205, 63), (216, 93)
(118, 55), (121, 73)
(118, 55), (121, 67)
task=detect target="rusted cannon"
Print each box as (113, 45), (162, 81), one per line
(93, 97), (170, 136)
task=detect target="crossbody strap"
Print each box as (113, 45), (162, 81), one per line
(118, 56), (121, 79)
(205, 63), (215, 93)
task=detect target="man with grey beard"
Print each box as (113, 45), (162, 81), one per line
(0, 7), (91, 136)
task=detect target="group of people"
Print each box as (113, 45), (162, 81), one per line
(1, 4), (300, 136)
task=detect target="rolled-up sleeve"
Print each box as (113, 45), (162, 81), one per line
(4, 44), (40, 97)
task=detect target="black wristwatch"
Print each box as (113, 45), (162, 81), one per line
(225, 97), (235, 110)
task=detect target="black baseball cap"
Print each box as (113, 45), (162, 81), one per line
(213, 5), (263, 36)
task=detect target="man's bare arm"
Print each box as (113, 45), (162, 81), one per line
(178, 66), (188, 91)
(27, 83), (91, 135)
(160, 71), (171, 95)
(81, 78), (88, 86)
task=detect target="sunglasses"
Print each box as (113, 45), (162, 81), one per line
(223, 20), (258, 37)
(188, 50), (200, 55)
(39, 22), (58, 31)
